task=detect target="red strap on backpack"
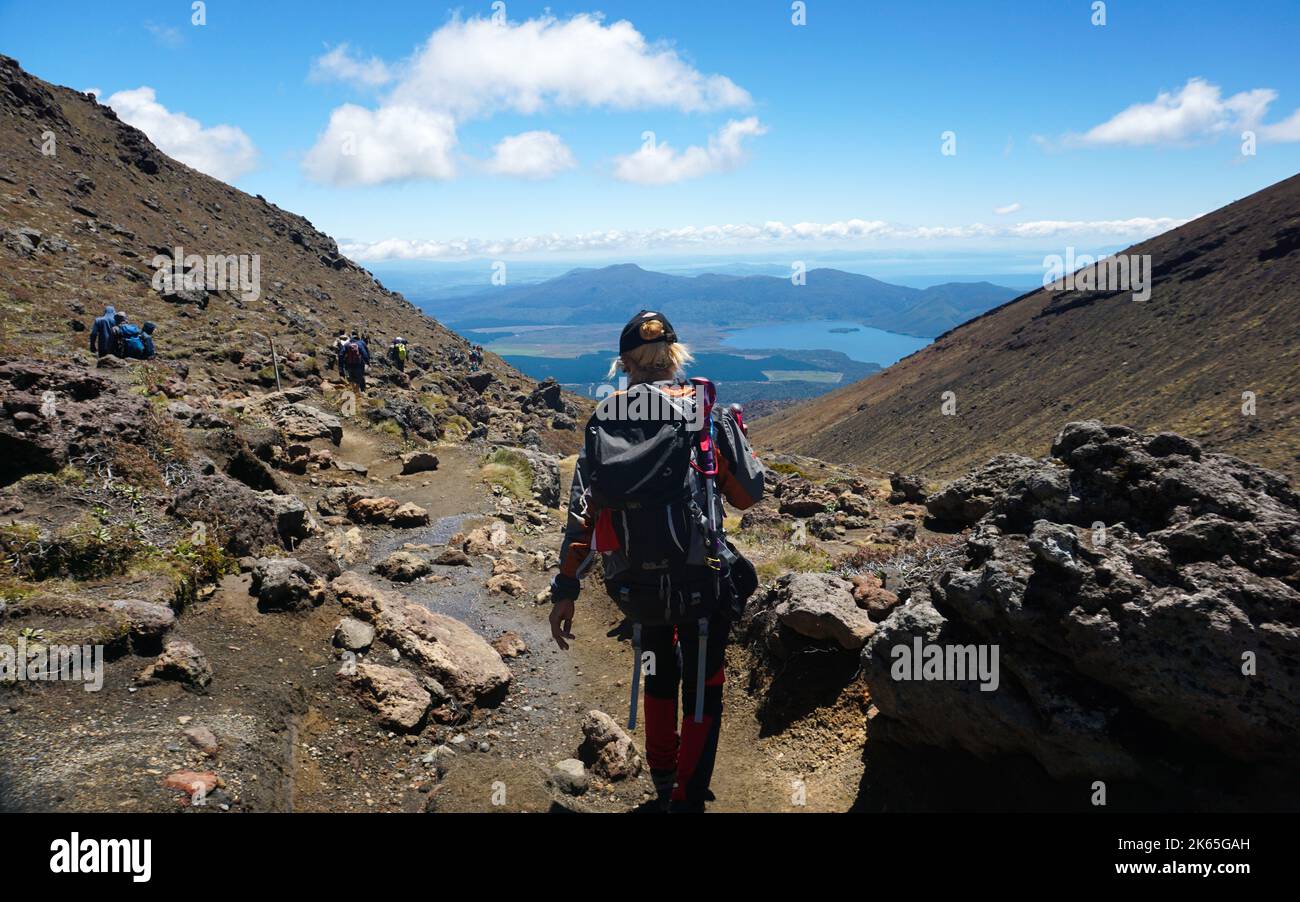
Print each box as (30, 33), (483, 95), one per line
(593, 508), (621, 553)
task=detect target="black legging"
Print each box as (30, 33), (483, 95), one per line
(641, 612), (730, 807)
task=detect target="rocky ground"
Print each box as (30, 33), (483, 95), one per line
(7, 348), (1294, 812)
(1, 352), (941, 813)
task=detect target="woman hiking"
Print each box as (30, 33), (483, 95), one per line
(549, 310), (764, 812)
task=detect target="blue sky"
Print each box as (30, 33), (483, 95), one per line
(3, 0), (1299, 265)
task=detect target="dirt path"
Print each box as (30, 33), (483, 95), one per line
(0, 421), (865, 813)
(310, 429), (866, 813)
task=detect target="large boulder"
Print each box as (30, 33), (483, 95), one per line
(136, 639), (212, 693)
(106, 598), (176, 649)
(863, 421), (1300, 781)
(0, 360), (152, 486)
(923, 453), (1072, 529)
(391, 502), (430, 527)
(318, 485), (369, 517)
(551, 758), (588, 795)
(273, 402), (343, 446)
(331, 572), (511, 705)
(400, 451), (439, 475)
(347, 496), (429, 527)
(249, 557), (327, 610)
(366, 397), (441, 441)
(462, 521), (513, 556)
(374, 550), (431, 582)
(263, 493), (316, 546)
(836, 491), (873, 517)
(775, 478), (837, 518)
(888, 472), (928, 504)
(0, 595), (132, 656)
(525, 376), (565, 412)
(170, 473), (313, 555)
(521, 449), (562, 508)
(465, 372), (495, 394)
(486, 572), (525, 597)
(334, 617), (375, 651)
(343, 662), (431, 732)
(769, 573), (877, 650)
(848, 572), (901, 621)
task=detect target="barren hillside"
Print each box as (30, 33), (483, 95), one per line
(757, 174), (1300, 479)
(0, 54), (490, 395)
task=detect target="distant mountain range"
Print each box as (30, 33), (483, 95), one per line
(758, 173), (1300, 480)
(425, 264), (1019, 339)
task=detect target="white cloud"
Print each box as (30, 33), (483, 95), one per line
(1258, 107), (1300, 142)
(484, 131), (576, 179)
(304, 13), (752, 186)
(613, 117), (767, 185)
(302, 104), (457, 186)
(309, 44), (393, 88)
(993, 202), (1022, 215)
(104, 87), (257, 183)
(391, 13), (750, 119)
(341, 215), (1189, 261)
(1061, 78), (1298, 147)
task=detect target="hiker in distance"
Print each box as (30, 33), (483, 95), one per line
(549, 310), (764, 813)
(339, 330), (370, 391)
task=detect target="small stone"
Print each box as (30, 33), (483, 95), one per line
(163, 770), (219, 802)
(334, 617), (375, 651)
(579, 710), (643, 780)
(433, 548), (470, 567)
(486, 573), (525, 597)
(183, 725), (220, 757)
(490, 631), (528, 658)
(552, 758), (588, 795)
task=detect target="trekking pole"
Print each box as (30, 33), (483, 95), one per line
(269, 338), (282, 392)
(628, 624), (643, 730)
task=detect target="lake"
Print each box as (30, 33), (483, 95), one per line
(721, 321), (929, 368)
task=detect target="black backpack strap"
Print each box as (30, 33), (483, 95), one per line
(693, 617), (709, 723)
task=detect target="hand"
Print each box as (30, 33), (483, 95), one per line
(549, 600), (576, 651)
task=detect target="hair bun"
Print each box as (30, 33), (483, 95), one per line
(639, 319), (665, 340)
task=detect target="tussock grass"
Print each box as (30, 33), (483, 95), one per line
(768, 462), (808, 479)
(756, 546), (833, 582)
(481, 448), (533, 500)
(441, 414), (472, 442)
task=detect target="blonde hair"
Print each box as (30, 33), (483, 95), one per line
(607, 340), (694, 385)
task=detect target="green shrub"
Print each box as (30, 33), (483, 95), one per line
(1, 517), (143, 581)
(168, 538), (238, 586)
